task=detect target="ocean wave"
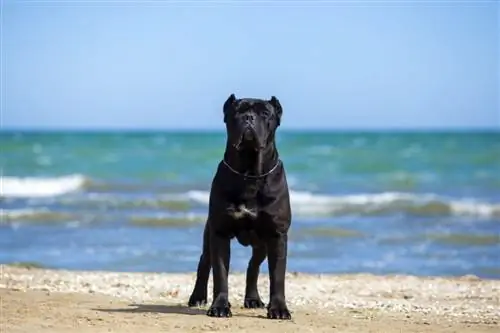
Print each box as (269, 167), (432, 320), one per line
(57, 193), (195, 212)
(2, 174), (499, 218)
(1, 174), (87, 198)
(0, 208), (75, 223)
(186, 190), (500, 218)
(129, 214), (205, 228)
(48, 189), (500, 218)
(426, 233), (500, 246)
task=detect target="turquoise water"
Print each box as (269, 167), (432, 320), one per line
(1, 130), (499, 278)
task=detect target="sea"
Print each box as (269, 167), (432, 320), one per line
(1, 130), (499, 279)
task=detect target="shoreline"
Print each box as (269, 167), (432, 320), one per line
(1, 266), (499, 332)
(4, 261), (500, 280)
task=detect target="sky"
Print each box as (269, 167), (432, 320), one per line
(1, 0), (499, 130)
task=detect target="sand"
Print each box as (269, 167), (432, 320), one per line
(1, 266), (499, 333)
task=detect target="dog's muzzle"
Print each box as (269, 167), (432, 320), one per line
(234, 125), (259, 150)
(243, 128), (255, 141)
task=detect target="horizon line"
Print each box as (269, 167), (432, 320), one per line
(1, 127), (499, 133)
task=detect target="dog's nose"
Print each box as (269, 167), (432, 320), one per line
(243, 114), (255, 124)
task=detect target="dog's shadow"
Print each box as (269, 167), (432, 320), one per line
(94, 303), (206, 316)
(94, 303), (265, 319)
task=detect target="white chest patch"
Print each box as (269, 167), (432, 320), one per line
(228, 204), (258, 219)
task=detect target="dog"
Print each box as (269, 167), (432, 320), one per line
(187, 94), (292, 320)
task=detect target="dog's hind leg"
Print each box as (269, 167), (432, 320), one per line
(188, 221), (211, 307)
(243, 244), (267, 309)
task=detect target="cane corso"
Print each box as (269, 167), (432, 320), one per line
(187, 94), (292, 320)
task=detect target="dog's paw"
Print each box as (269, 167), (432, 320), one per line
(187, 294), (207, 307)
(207, 295), (232, 317)
(207, 305), (232, 318)
(244, 298), (266, 309)
(267, 300), (292, 320)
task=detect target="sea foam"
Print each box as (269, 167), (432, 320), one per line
(1, 174), (87, 198)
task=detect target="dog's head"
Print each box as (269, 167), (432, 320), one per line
(223, 94), (282, 151)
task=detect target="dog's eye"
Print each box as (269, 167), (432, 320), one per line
(261, 110), (272, 118)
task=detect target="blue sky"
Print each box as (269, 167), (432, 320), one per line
(2, 0), (499, 130)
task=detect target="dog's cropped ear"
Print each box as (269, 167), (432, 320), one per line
(269, 96), (282, 125)
(223, 93), (236, 123)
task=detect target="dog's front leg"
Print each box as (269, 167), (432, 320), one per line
(266, 233), (291, 320)
(207, 230), (232, 317)
(188, 222), (211, 307)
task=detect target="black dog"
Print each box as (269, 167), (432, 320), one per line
(187, 94), (292, 320)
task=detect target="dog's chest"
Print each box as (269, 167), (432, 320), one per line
(224, 180), (265, 221)
(227, 203), (258, 220)
(227, 202), (264, 246)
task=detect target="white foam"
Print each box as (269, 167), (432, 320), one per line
(186, 190), (500, 218)
(186, 190), (210, 205)
(1, 174), (87, 198)
(0, 208), (62, 224)
(0, 208), (44, 220)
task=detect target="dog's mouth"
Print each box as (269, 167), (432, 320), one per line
(233, 127), (263, 151)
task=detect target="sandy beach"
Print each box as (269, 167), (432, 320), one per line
(1, 265), (499, 333)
